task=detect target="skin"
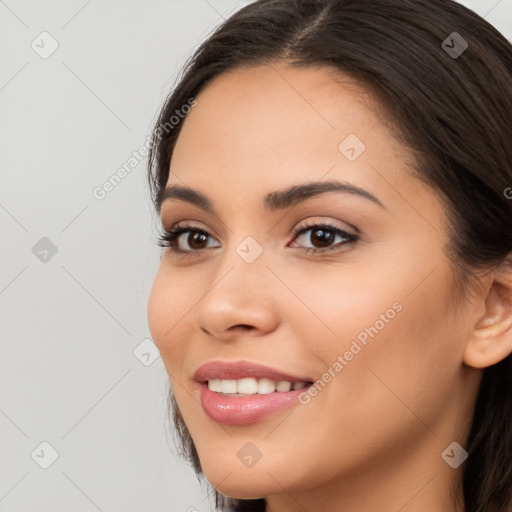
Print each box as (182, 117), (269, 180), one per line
(147, 62), (512, 512)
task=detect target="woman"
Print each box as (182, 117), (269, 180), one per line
(146, 1), (512, 511)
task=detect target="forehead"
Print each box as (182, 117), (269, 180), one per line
(166, 63), (423, 213)
(175, 63), (385, 148)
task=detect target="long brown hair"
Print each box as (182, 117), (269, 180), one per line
(147, 1), (512, 510)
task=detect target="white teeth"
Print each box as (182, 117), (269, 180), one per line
(207, 378), (309, 395)
(237, 378), (258, 394)
(220, 379), (237, 394)
(209, 379), (223, 392)
(276, 381), (292, 392)
(257, 378), (275, 394)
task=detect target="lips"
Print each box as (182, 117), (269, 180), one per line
(193, 360), (315, 425)
(193, 360), (313, 384)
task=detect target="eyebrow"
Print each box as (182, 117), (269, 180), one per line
(157, 179), (386, 214)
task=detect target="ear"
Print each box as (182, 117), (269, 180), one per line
(463, 257), (512, 369)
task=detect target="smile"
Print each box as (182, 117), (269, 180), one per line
(207, 377), (310, 396)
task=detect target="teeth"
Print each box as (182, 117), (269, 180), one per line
(238, 377), (258, 394)
(220, 379), (237, 394)
(258, 378), (275, 394)
(209, 379), (223, 393)
(276, 381), (292, 392)
(207, 378), (309, 395)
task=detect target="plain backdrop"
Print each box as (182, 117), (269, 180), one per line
(1, 1), (511, 511)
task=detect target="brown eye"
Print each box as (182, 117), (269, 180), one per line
(157, 224), (220, 253)
(290, 221), (358, 254)
(157, 221), (359, 256)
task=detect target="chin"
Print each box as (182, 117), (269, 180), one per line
(200, 458), (281, 499)
(208, 479), (269, 501)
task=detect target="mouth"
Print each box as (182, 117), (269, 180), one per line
(198, 380), (314, 426)
(204, 377), (313, 396)
(194, 360), (315, 425)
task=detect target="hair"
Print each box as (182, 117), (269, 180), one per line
(146, 1), (512, 510)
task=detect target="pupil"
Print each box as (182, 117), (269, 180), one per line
(189, 232), (207, 249)
(312, 229), (334, 247)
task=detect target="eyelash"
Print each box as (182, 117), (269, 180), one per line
(157, 219), (359, 256)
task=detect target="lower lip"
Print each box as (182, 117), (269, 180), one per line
(199, 383), (311, 425)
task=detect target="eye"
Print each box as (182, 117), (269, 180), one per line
(157, 222), (220, 253)
(157, 220), (359, 255)
(289, 219), (359, 254)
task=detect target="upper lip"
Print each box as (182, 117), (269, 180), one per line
(194, 360), (313, 384)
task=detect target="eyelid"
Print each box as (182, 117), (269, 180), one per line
(158, 218), (359, 255)
(290, 217), (357, 238)
(289, 219), (358, 252)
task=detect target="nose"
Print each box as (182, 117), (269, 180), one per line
(193, 251), (280, 342)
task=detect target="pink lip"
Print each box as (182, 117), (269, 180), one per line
(199, 384), (311, 425)
(194, 360), (313, 426)
(193, 360), (312, 383)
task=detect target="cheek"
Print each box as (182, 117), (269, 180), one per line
(318, 268), (463, 437)
(291, 253), (461, 403)
(147, 267), (189, 367)
(274, 260), (405, 359)
(147, 270), (168, 345)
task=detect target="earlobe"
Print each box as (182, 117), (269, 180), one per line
(463, 261), (512, 369)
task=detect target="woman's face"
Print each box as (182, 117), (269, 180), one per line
(147, 63), (482, 508)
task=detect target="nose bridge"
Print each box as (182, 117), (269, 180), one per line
(210, 231), (271, 302)
(214, 213), (271, 276)
(193, 231), (279, 337)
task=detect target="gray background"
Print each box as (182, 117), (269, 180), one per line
(1, 1), (511, 511)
